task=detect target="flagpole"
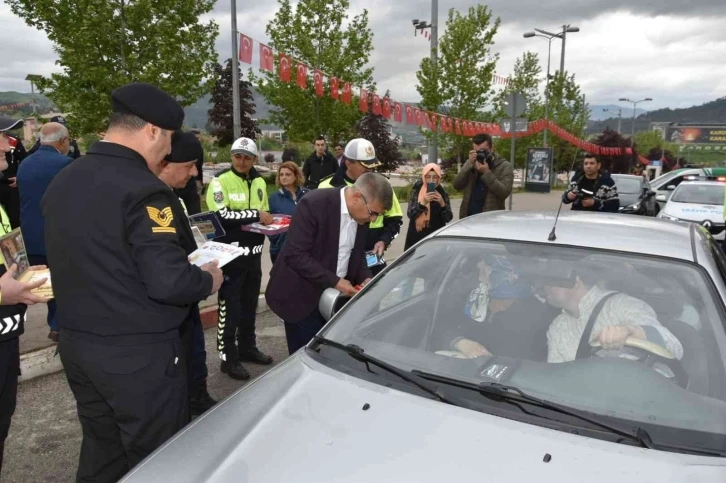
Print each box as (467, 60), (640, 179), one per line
(231, 0), (242, 140)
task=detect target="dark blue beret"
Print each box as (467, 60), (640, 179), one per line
(111, 83), (184, 131)
(165, 130), (203, 163)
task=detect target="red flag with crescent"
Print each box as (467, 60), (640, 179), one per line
(372, 94), (381, 115)
(314, 70), (324, 96)
(330, 77), (339, 100)
(239, 34), (253, 64)
(405, 105), (413, 124)
(359, 89), (369, 112)
(394, 102), (403, 122)
(342, 82), (352, 104)
(259, 44), (273, 72)
(278, 54), (291, 82)
(296, 64), (308, 89)
(382, 98), (392, 118)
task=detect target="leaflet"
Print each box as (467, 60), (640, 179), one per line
(188, 211), (226, 240)
(188, 241), (248, 268)
(240, 214), (291, 235)
(0, 228), (53, 297)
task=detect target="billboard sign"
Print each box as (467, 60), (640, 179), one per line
(525, 147), (553, 193)
(666, 126), (726, 145)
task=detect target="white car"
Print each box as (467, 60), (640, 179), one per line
(658, 180), (726, 239)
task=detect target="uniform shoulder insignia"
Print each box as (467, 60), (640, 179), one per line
(146, 206), (176, 234)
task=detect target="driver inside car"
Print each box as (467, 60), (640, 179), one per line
(542, 271), (684, 363)
(444, 256), (557, 361)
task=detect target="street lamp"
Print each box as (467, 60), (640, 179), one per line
(619, 97), (653, 171)
(412, 0), (439, 165)
(603, 108), (623, 134)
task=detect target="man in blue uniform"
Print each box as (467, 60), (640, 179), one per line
(42, 83), (224, 483)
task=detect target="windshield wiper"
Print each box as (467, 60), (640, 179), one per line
(312, 336), (461, 406)
(411, 370), (657, 450)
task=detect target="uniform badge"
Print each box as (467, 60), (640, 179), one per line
(146, 206), (176, 234)
(214, 190), (224, 203)
(257, 188), (263, 202)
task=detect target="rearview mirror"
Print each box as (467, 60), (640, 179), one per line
(656, 194), (667, 202)
(319, 288), (351, 321)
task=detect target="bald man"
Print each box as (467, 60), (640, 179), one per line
(17, 122), (72, 341)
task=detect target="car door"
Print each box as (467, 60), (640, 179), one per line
(655, 173), (687, 209)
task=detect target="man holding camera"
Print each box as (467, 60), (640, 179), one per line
(454, 133), (514, 219)
(562, 154), (619, 212)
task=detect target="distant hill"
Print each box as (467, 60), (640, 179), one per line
(0, 91), (55, 114)
(589, 104), (646, 122)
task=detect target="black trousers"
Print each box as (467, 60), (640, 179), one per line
(284, 309), (327, 355)
(217, 256), (262, 360)
(0, 337), (19, 475)
(59, 331), (188, 483)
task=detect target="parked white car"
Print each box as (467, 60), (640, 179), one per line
(658, 180), (726, 239)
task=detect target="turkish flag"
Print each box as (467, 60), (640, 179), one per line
(359, 89), (369, 112)
(372, 94), (381, 115)
(405, 105), (414, 124)
(296, 64), (308, 89)
(415, 108), (423, 126)
(278, 54), (292, 82)
(314, 70), (324, 97)
(342, 82), (352, 104)
(455, 119), (462, 135)
(330, 77), (339, 100)
(239, 34), (253, 64)
(382, 98), (392, 118)
(430, 113), (438, 132)
(259, 44), (274, 72)
(447, 117), (454, 133)
(394, 102), (403, 123)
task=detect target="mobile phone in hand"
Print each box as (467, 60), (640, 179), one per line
(427, 182), (436, 193)
(365, 251), (384, 268)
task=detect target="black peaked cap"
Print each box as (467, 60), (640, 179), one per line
(111, 82), (184, 130)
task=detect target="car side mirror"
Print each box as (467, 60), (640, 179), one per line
(656, 194), (667, 202)
(319, 288), (351, 321)
(666, 184), (676, 190)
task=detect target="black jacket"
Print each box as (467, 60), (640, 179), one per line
(42, 142), (213, 345)
(302, 151), (337, 190)
(2, 135), (26, 183)
(404, 180), (453, 250)
(562, 171), (619, 213)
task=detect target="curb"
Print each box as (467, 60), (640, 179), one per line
(19, 294), (270, 383)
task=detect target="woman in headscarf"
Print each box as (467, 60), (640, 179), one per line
(404, 163), (453, 250)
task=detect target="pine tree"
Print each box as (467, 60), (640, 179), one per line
(207, 59), (260, 146)
(356, 92), (402, 173)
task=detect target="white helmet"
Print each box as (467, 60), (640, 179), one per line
(344, 138), (381, 168)
(231, 137), (258, 157)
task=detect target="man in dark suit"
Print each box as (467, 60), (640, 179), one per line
(266, 171), (394, 354)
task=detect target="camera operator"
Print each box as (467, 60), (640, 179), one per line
(563, 154), (619, 212)
(453, 133), (514, 219)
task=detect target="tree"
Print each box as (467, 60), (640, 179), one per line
(544, 72), (589, 172)
(251, 0), (374, 142)
(633, 130), (678, 157)
(593, 129), (632, 174)
(263, 153), (276, 164)
(207, 59), (260, 146)
(8, 0), (218, 136)
(357, 92), (403, 173)
(416, 6), (500, 161)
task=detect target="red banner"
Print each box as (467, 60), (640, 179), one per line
(259, 44), (274, 72)
(405, 105), (414, 124)
(372, 94), (381, 115)
(314, 70), (324, 97)
(239, 34), (253, 64)
(342, 82), (352, 104)
(382, 98), (392, 119)
(330, 77), (339, 100)
(278, 54), (291, 83)
(359, 89), (369, 112)
(296, 64), (308, 89)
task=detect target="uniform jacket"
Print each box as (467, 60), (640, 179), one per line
(266, 188), (371, 323)
(0, 205), (26, 344)
(42, 142), (213, 345)
(562, 171), (619, 213)
(2, 134), (26, 184)
(268, 186), (307, 256)
(17, 145), (73, 256)
(318, 165), (403, 250)
(302, 151), (337, 190)
(205, 166), (269, 266)
(453, 155), (514, 218)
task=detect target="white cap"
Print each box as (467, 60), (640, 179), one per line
(231, 137), (258, 157)
(344, 138), (381, 168)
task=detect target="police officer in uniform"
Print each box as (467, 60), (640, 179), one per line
(160, 130), (217, 416)
(206, 137), (274, 380)
(42, 83), (224, 483)
(318, 138), (403, 276)
(0, 116), (27, 228)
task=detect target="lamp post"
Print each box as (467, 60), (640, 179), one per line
(412, 1), (438, 165)
(619, 97), (653, 171)
(603, 108), (623, 134)
(230, 0), (241, 140)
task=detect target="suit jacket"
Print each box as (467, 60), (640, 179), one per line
(266, 187), (371, 323)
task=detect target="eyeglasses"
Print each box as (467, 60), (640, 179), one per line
(359, 191), (383, 218)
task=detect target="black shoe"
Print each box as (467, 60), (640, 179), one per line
(238, 347), (273, 365)
(220, 360), (250, 380)
(190, 386), (218, 417)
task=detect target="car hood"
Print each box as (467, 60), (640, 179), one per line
(665, 201), (723, 222)
(122, 353), (726, 483)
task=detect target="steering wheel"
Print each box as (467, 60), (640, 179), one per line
(590, 337), (688, 388)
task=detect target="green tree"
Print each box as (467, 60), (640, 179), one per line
(416, 6), (500, 162)
(207, 59), (260, 146)
(543, 72), (589, 172)
(8, 0), (219, 136)
(251, 0), (374, 142)
(633, 130), (678, 156)
(357, 92), (403, 173)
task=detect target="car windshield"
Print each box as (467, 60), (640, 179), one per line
(651, 170), (682, 189)
(323, 238), (726, 453)
(613, 177), (642, 194)
(671, 184), (724, 205)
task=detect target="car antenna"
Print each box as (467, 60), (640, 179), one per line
(548, 149), (582, 242)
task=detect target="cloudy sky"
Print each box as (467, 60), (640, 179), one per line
(1, 0), (724, 111)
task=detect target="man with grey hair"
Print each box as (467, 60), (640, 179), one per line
(17, 121), (73, 342)
(267, 170), (393, 354)
(27, 115), (82, 160)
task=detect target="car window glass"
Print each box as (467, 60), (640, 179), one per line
(671, 184), (724, 205)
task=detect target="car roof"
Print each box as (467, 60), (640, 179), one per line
(610, 174), (642, 180)
(434, 210), (696, 262)
(676, 180), (726, 188)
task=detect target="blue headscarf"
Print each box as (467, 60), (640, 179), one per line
(484, 255), (532, 300)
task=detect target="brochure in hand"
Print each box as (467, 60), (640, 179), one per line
(188, 211), (226, 241)
(240, 214), (291, 235)
(0, 228), (53, 297)
(188, 241), (249, 268)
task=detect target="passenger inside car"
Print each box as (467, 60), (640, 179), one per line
(542, 269), (684, 363)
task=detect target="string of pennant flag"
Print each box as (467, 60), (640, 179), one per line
(0, 102), (31, 112)
(238, 32), (633, 157)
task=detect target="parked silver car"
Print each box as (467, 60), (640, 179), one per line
(122, 211), (726, 482)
